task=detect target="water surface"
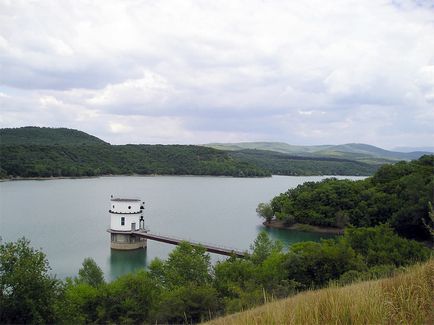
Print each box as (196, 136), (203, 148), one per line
(0, 175), (364, 280)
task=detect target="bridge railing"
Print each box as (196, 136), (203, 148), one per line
(139, 230), (248, 254)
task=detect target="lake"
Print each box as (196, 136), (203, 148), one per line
(0, 175), (364, 281)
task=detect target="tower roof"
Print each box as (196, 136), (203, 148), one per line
(111, 198), (141, 202)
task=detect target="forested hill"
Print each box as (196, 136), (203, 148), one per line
(0, 127), (270, 178)
(0, 144), (270, 178)
(0, 127), (108, 145)
(266, 154), (434, 241)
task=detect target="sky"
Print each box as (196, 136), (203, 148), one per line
(1, 0), (434, 148)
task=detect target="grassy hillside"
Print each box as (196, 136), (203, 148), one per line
(0, 126), (108, 145)
(315, 143), (426, 162)
(206, 142), (430, 163)
(229, 149), (378, 176)
(206, 142), (330, 154)
(207, 259), (434, 325)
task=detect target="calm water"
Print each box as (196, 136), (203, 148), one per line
(0, 175), (364, 281)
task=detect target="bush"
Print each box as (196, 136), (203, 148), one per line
(343, 224), (431, 267)
(0, 238), (61, 324)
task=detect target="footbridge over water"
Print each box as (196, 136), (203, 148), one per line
(108, 197), (247, 257)
(108, 229), (247, 257)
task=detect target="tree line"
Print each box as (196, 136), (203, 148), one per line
(0, 127), (270, 178)
(1, 227), (431, 324)
(0, 144), (270, 178)
(260, 155), (434, 241)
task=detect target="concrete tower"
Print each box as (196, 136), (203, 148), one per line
(108, 197), (147, 250)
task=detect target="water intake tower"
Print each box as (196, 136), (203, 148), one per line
(108, 197), (147, 250)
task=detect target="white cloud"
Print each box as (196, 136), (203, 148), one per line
(87, 71), (174, 109)
(39, 95), (63, 107)
(417, 65), (434, 103)
(108, 122), (131, 134)
(0, 0), (433, 148)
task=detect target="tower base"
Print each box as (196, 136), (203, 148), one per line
(110, 233), (147, 250)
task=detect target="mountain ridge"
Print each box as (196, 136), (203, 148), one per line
(2, 127), (428, 162)
(205, 141), (430, 163)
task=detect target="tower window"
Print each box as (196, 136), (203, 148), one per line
(128, 206), (131, 209)
(121, 217), (125, 226)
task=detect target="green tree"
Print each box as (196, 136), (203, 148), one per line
(63, 282), (100, 323)
(98, 270), (160, 323)
(256, 202), (274, 223)
(286, 239), (365, 287)
(0, 238), (61, 324)
(214, 257), (256, 297)
(150, 242), (212, 289)
(153, 285), (218, 323)
(76, 257), (105, 288)
(422, 202), (434, 241)
(250, 231), (283, 265)
(343, 224), (431, 267)
(148, 242), (217, 323)
(213, 257), (263, 313)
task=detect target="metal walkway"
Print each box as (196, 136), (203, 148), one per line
(130, 230), (246, 257)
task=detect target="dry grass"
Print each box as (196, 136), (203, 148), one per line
(206, 259), (434, 325)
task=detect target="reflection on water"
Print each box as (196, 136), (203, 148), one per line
(109, 249), (148, 280)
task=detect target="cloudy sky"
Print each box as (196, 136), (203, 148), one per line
(1, 0), (433, 148)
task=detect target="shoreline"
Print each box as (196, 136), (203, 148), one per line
(0, 174), (368, 182)
(0, 174), (272, 182)
(0, 175), (102, 182)
(263, 219), (344, 235)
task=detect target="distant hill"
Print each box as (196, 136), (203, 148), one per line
(205, 142), (431, 163)
(393, 146), (434, 153)
(228, 149), (378, 176)
(314, 143), (428, 161)
(207, 142), (329, 154)
(0, 127), (268, 178)
(0, 126), (108, 145)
